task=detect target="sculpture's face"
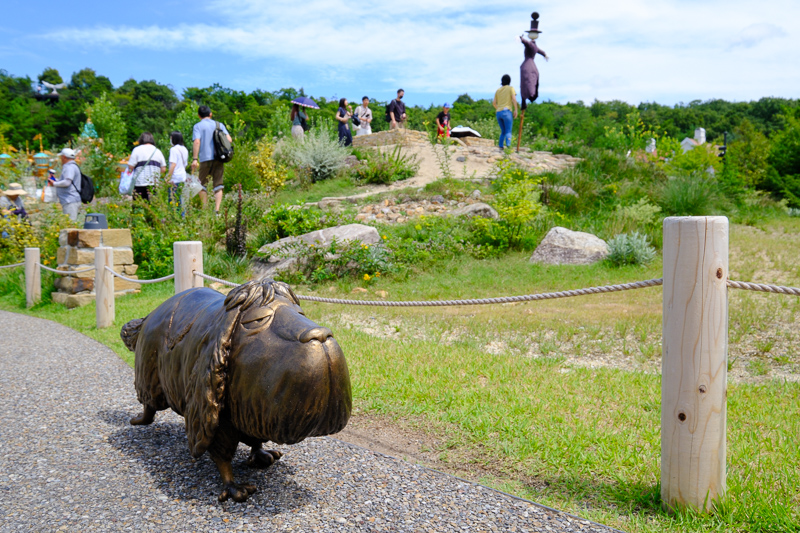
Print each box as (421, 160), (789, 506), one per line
(227, 291), (351, 444)
(528, 31), (540, 40)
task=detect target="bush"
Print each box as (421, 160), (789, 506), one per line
(274, 238), (394, 285)
(277, 129), (348, 183)
(260, 203), (324, 243)
(656, 175), (727, 216)
(606, 232), (657, 267)
(354, 145), (419, 185)
(250, 136), (287, 194)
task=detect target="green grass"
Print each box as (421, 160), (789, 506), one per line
(1, 221), (799, 532)
(271, 174), (361, 205)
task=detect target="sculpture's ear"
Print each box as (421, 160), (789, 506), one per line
(184, 308), (240, 457)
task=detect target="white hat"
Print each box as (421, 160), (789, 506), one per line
(58, 148), (76, 159)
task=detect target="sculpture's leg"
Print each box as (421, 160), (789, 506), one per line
(246, 444), (283, 469)
(209, 421), (257, 502)
(130, 405), (157, 425)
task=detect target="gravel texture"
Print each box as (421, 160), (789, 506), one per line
(0, 310), (621, 532)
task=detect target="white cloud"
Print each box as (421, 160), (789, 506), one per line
(43, 0), (800, 104)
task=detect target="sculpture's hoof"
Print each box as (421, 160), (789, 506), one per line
(130, 409), (155, 426)
(246, 449), (282, 469)
(218, 481), (257, 503)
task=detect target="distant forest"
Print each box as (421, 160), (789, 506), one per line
(2, 67), (799, 204)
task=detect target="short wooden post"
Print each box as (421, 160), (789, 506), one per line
(174, 241), (204, 294)
(24, 247), (41, 308)
(95, 247), (115, 329)
(661, 216), (729, 513)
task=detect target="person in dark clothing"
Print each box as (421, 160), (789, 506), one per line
(387, 89), (407, 129)
(519, 13), (549, 110)
(435, 103), (451, 139)
(335, 98), (353, 147)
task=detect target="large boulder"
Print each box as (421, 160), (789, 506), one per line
(253, 224), (381, 279)
(451, 202), (499, 219)
(529, 227), (609, 265)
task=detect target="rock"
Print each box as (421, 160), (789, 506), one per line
(470, 189), (482, 199)
(344, 155), (359, 168)
(318, 197), (344, 210)
(529, 227), (609, 265)
(547, 185), (579, 197)
(430, 195), (445, 204)
(451, 202), (499, 219)
(456, 156), (466, 162)
(375, 290), (388, 299)
(351, 287), (368, 294)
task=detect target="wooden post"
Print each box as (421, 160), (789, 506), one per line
(95, 247), (115, 329)
(174, 241), (204, 294)
(24, 247), (41, 308)
(516, 109), (526, 153)
(661, 216), (729, 513)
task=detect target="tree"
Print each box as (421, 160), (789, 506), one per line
(69, 68), (113, 102)
(726, 119), (771, 189)
(91, 93), (127, 155)
(454, 94), (474, 106)
(38, 67), (63, 85)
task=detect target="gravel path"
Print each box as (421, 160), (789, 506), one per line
(0, 310), (621, 532)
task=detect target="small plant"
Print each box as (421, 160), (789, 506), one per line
(284, 129), (348, 183)
(260, 203), (324, 243)
(787, 207), (800, 217)
(226, 185), (247, 258)
(250, 136), (287, 194)
(606, 232), (657, 267)
(354, 145), (420, 185)
(273, 238), (394, 285)
(431, 136), (455, 180)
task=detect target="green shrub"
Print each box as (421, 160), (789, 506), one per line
(277, 129), (348, 182)
(354, 145), (419, 185)
(260, 203), (324, 242)
(274, 238), (394, 285)
(606, 232), (657, 267)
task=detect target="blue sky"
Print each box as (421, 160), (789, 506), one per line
(1, 0), (798, 107)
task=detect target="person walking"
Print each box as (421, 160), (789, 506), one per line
(335, 98), (353, 147)
(166, 131), (188, 211)
(290, 103), (308, 141)
(387, 89), (407, 129)
(126, 132), (166, 202)
(354, 96), (373, 136)
(493, 75), (519, 149)
(435, 103), (452, 139)
(48, 148), (82, 221)
(190, 105), (232, 214)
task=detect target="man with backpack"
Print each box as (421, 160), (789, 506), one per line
(190, 105), (232, 214)
(49, 148), (82, 221)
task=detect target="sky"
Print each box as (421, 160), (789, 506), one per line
(1, 0), (798, 107)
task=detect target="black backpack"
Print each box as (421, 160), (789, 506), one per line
(72, 168), (95, 204)
(213, 121), (234, 163)
(385, 101), (393, 122)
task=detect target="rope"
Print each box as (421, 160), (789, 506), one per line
(193, 271), (239, 287)
(0, 262), (24, 270)
(294, 279), (665, 306)
(104, 266), (174, 284)
(727, 280), (800, 296)
(38, 264), (96, 275)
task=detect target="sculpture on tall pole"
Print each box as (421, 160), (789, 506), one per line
(517, 12), (549, 152)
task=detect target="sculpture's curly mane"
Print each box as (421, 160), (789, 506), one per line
(224, 278), (300, 313)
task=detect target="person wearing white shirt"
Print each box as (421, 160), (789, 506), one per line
(166, 131), (189, 212)
(354, 96), (373, 136)
(126, 132), (166, 202)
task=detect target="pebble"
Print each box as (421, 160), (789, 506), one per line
(0, 310), (618, 532)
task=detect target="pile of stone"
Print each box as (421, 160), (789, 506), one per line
(353, 192), (497, 224)
(352, 129), (430, 147)
(53, 228), (140, 308)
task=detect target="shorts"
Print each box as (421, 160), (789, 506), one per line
(198, 160), (224, 192)
(61, 202), (81, 221)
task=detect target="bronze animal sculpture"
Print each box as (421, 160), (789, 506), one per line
(121, 279), (352, 502)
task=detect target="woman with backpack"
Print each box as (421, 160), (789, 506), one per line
(126, 132), (166, 202)
(335, 98), (353, 147)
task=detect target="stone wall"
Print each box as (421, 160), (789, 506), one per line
(53, 228), (140, 308)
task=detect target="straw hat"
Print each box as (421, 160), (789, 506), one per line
(2, 183), (27, 197)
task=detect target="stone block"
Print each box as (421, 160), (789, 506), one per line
(57, 266), (95, 279)
(52, 292), (95, 309)
(122, 264), (139, 275)
(58, 229), (70, 247)
(101, 229), (133, 248)
(114, 276), (140, 291)
(55, 276), (94, 294)
(113, 248), (134, 265)
(57, 247), (68, 265)
(67, 229), (80, 247)
(67, 248), (95, 265)
(76, 230), (101, 249)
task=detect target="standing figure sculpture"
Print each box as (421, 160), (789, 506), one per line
(517, 12), (549, 151)
(121, 279), (352, 502)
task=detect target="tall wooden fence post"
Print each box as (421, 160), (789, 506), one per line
(174, 241), (204, 294)
(661, 216), (729, 513)
(95, 247), (115, 329)
(24, 247), (41, 308)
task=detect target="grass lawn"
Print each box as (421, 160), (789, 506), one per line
(1, 219), (798, 532)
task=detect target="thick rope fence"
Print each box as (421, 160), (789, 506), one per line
(0, 262), (24, 270)
(4, 219), (800, 514)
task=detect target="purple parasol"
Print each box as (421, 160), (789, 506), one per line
(291, 96), (320, 109)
